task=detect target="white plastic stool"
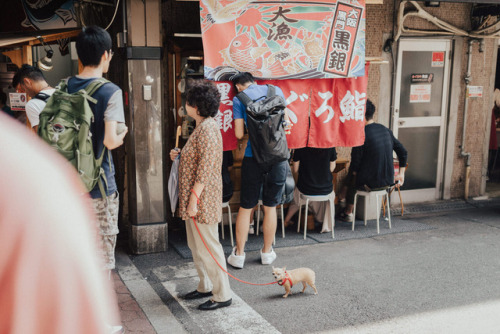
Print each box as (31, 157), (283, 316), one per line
(297, 191), (335, 240)
(352, 189), (391, 234)
(256, 200), (285, 243)
(221, 201), (234, 247)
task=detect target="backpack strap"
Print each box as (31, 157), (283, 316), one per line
(84, 78), (110, 97)
(237, 84), (277, 107)
(266, 84), (276, 98)
(34, 92), (51, 102)
(236, 91), (253, 108)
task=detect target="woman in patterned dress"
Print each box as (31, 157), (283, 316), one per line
(169, 80), (232, 310)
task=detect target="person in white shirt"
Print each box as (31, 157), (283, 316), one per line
(12, 64), (55, 131)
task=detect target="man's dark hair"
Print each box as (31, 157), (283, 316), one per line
(185, 80), (220, 118)
(365, 99), (376, 121)
(12, 64), (46, 88)
(0, 91), (6, 105)
(76, 25), (112, 67)
(231, 72), (255, 91)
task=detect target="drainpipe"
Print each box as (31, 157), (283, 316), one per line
(461, 38), (484, 200)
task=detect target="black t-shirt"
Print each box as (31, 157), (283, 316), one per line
(350, 123), (408, 189)
(294, 147), (337, 196)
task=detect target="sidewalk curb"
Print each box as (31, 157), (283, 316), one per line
(115, 251), (188, 334)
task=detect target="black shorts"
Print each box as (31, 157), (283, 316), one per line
(240, 157), (287, 209)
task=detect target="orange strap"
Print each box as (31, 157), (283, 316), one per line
(191, 217), (277, 286)
(191, 189), (200, 204)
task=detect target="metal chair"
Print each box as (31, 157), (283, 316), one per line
(352, 189), (391, 234)
(221, 201), (234, 247)
(297, 191), (335, 240)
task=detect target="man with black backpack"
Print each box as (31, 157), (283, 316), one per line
(68, 26), (127, 277)
(12, 64), (55, 131)
(227, 72), (289, 269)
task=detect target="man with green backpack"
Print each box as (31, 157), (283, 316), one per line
(38, 26), (127, 279)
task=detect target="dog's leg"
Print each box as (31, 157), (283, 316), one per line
(301, 281), (307, 293)
(309, 282), (318, 295)
(283, 284), (291, 298)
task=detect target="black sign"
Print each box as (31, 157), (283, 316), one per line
(411, 73), (434, 83)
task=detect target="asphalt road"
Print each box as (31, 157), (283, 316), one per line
(121, 204), (500, 334)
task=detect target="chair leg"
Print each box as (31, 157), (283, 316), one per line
(304, 199), (309, 240)
(386, 193), (391, 229)
(376, 195), (380, 234)
(364, 194), (368, 227)
(297, 197), (302, 233)
(330, 196), (335, 239)
(352, 193), (358, 231)
(228, 205), (234, 247)
(256, 203), (261, 236)
(221, 209), (225, 240)
(281, 204), (285, 238)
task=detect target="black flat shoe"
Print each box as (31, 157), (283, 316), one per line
(183, 290), (213, 300)
(198, 298), (232, 311)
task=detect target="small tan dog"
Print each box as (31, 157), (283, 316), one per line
(272, 266), (318, 298)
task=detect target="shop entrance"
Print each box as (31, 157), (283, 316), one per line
(486, 44), (500, 196)
(392, 39), (452, 203)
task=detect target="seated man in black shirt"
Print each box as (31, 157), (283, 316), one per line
(283, 147), (337, 232)
(338, 99), (408, 222)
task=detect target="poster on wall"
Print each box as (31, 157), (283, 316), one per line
(410, 84), (431, 103)
(9, 93), (27, 111)
(468, 86), (483, 98)
(215, 65), (369, 150)
(200, 0), (366, 81)
(431, 52), (445, 67)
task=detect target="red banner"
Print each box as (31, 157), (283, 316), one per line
(215, 65), (368, 151)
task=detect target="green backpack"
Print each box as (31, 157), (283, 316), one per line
(38, 78), (109, 197)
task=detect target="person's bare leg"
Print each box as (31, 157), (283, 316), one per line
(283, 202), (299, 226)
(235, 207), (252, 255)
(262, 205), (277, 253)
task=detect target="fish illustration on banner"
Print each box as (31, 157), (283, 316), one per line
(20, 0), (77, 31)
(201, 0), (365, 80)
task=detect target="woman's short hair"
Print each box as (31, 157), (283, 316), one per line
(185, 80), (221, 118)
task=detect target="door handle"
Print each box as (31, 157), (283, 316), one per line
(399, 120), (405, 126)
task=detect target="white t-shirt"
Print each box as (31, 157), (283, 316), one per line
(25, 88), (56, 127)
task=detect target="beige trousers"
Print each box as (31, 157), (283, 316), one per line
(185, 218), (232, 302)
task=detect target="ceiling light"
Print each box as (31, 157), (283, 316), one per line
(37, 36), (54, 72)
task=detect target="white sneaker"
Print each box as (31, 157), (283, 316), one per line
(106, 325), (124, 334)
(260, 247), (277, 265)
(227, 247), (245, 269)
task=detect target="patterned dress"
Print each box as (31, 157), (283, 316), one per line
(179, 117), (223, 224)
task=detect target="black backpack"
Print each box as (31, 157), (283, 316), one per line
(236, 85), (290, 168)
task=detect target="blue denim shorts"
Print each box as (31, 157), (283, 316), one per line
(240, 157), (287, 208)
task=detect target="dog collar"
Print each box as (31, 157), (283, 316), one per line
(277, 271), (293, 287)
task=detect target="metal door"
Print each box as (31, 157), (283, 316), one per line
(393, 39), (451, 203)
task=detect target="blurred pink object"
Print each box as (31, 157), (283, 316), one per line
(0, 113), (120, 334)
